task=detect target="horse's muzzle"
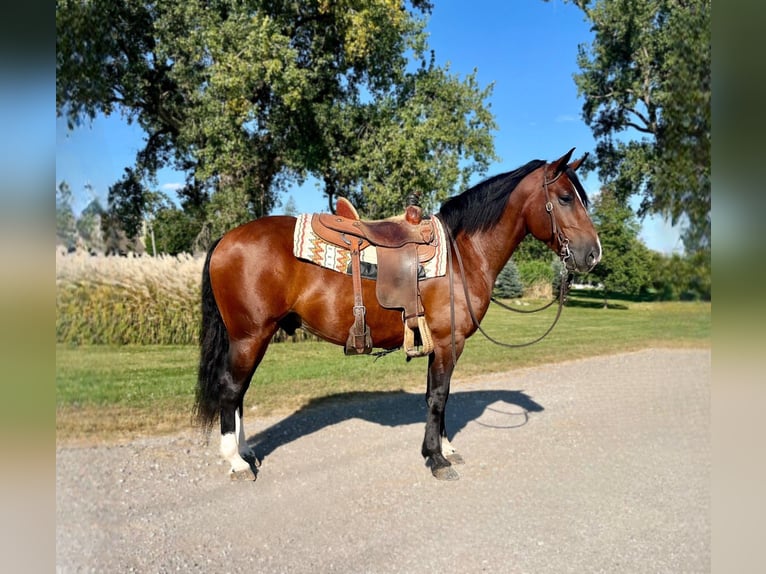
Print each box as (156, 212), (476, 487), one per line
(586, 247), (601, 271)
(568, 243), (601, 273)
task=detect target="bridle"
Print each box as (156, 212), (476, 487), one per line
(437, 165), (575, 365)
(542, 167), (574, 267)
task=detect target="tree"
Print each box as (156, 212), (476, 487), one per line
(550, 0), (711, 253)
(494, 260), (524, 299)
(338, 59), (497, 218)
(282, 195), (298, 217)
(76, 196), (105, 253)
(152, 206), (200, 255)
(57, 0), (496, 238)
(105, 168), (148, 251)
(56, 181), (77, 250)
(512, 234), (553, 263)
(587, 188), (651, 307)
(646, 250), (711, 302)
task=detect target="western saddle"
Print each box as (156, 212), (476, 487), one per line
(310, 197), (437, 357)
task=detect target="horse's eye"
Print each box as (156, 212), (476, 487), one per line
(558, 195), (573, 206)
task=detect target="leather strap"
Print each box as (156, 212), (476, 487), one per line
(346, 236), (372, 354)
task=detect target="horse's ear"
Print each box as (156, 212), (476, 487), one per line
(551, 148), (576, 175)
(569, 152), (589, 172)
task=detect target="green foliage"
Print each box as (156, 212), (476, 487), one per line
(494, 260), (524, 299)
(204, 185), (255, 239)
(516, 259), (555, 289)
(509, 233), (551, 263)
(645, 251), (711, 302)
(152, 206), (201, 255)
(342, 60), (498, 218)
(105, 168), (147, 251)
(507, 235), (560, 297)
(560, 0), (711, 253)
(57, 0), (495, 241)
(586, 188), (651, 298)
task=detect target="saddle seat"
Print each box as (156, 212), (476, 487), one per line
(313, 206), (434, 250)
(310, 197), (436, 358)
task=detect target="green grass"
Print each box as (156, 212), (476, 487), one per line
(56, 297), (710, 443)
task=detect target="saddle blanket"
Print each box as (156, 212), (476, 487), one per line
(293, 213), (448, 279)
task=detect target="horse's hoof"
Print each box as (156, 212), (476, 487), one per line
(229, 467), (257, 482)
(446, 452), (465, 465)
(432, 465), (460, 481)
(243, 452), (261, 468)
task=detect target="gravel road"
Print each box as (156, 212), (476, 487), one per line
(56, 348), (710, 573)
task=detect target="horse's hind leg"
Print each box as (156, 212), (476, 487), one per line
(236, 398), (259, 467)
(220, 335), (270, 481)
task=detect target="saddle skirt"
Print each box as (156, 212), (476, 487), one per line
(293, 213), (448, 279)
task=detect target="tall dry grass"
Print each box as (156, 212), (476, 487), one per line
(56, 249), (204, 345)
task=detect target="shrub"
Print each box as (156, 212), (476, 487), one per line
(516, 259), (555, 298)
(645, 251), (711, 302)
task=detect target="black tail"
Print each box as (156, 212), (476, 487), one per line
(194, 238), (228, 431)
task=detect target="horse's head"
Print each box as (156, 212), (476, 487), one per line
(524, 148), (601, 273)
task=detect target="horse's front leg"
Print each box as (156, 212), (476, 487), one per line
(423, 351), (460, 480)
(427, 367), (465, 466)
(439, 417), (464, 465)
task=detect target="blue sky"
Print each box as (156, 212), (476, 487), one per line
(55, 0), (683, 254)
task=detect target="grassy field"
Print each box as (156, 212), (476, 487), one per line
(56, 295), (711, 443)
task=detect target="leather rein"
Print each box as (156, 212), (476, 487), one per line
(437, 166), (574, 366)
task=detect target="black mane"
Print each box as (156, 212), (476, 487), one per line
(566, 166), (590, 209)
(437, 160), (545, 236)
(436, 159), (590, 236)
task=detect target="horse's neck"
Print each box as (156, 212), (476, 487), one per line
(456, 221), (526, 296)
(472, 215), (527, 278)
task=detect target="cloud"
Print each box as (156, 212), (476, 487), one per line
(555, 114), (578, 123)
(161, 182), (184, 192)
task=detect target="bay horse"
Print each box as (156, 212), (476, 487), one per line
(195, 148), (601, 481)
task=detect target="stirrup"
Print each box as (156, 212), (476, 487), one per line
(345, 305), (373, 355)
(345, 326), (373, 355)
(403, 316), (434, 358)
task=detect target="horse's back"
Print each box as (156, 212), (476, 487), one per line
(211, 216), (297, 272)
(216, 215), (296, 249)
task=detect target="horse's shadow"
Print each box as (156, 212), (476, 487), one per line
(246, 388), (544, 463)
